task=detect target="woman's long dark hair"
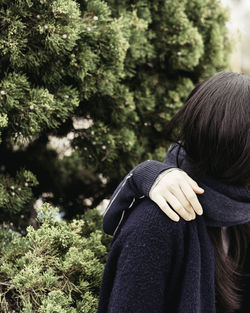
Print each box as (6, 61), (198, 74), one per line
(164, 71), (250, 312)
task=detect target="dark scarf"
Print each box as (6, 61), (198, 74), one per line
(164, 142), (250, 227)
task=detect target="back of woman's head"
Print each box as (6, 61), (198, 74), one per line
(166, 71), (250, 187)
(165, 71), (250, 313)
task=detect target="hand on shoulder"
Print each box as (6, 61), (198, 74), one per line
(149, 169), (204, 222)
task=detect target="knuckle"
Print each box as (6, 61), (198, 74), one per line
(187, 201), (193, 208)
(186, 207), (193, 214)
(163, 205), (171, 212)
(169, 184), (179, 192)
(183, 201), (192, 209)
(174, 205), (182, 212)
(188, 194), (197, 201)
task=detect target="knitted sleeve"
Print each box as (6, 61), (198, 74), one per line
(98, 199), (185, 313)
(102, 160), (177, 235)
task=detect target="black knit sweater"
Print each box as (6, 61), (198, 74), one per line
(98, 143), (250, 312)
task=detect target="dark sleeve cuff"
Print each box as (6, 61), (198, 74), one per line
(132, 160), (176, 197)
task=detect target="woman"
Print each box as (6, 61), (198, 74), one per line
(97, 72), (250, 313)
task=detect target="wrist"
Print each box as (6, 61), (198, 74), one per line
(149, 168), (184, 199)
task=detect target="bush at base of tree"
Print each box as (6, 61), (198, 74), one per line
(0, 204), (111, 313)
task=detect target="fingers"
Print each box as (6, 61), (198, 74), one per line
(164, 187), (196, 219)
(149, 169), (204, 223)
(182, 173), (204, 193)
(152, 195), (180, 222)
(179, 180), (203, 215)
(162, 191), (195, 221)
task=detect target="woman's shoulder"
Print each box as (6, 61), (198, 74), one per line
(115, 198), (188, 245)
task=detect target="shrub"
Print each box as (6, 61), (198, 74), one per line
(0, 204), (111, 312)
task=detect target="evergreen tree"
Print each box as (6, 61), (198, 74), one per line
(0, 0), (231, 222)
(0, 0), (231, 311)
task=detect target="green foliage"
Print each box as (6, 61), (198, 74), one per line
(0, 0), (232, 220)
(0, 72), (79, 143)
(0, 0), (232, 309)
(0, 169), (38, 228)
(74, 0), (231, 180)
(0, 204), (111, 312)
